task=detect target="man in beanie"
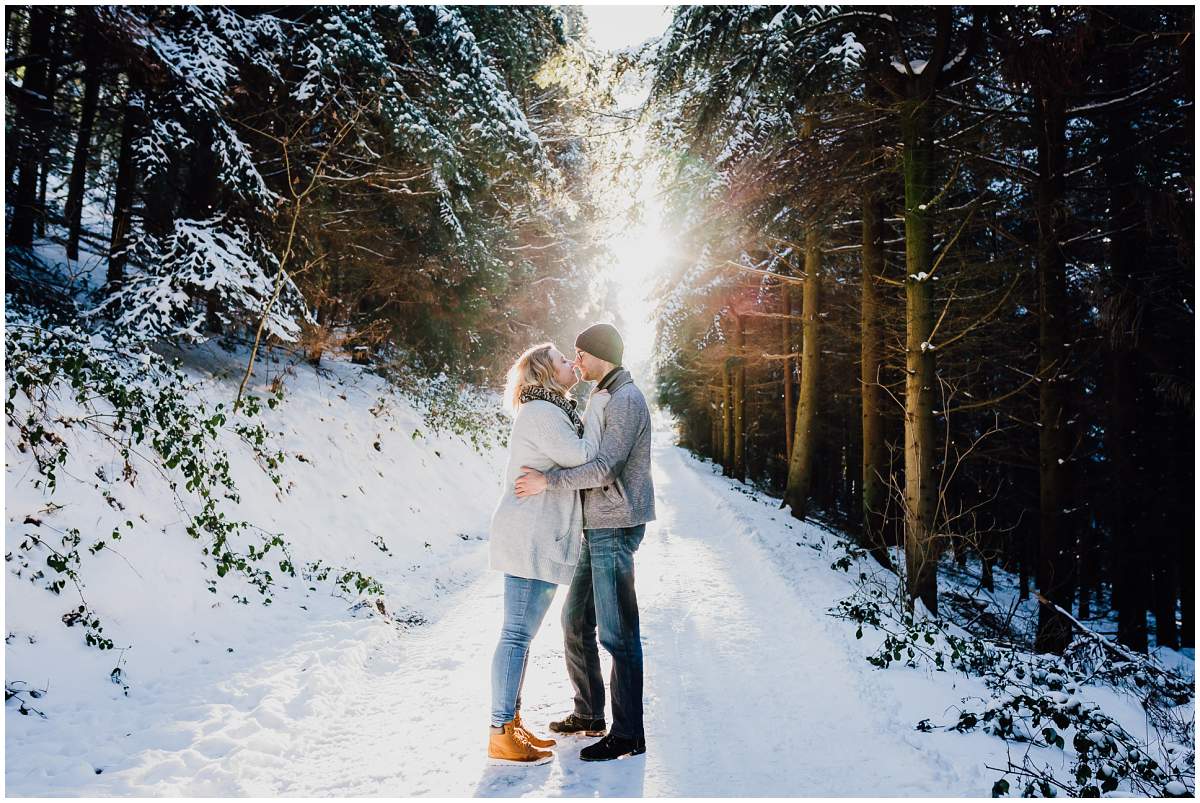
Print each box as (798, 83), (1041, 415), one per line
(514, 322), (655, 761)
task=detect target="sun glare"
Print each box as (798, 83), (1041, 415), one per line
(579, 6), (676, 383)
(603, 127), (671, 382)
(609, 205), (669, 377)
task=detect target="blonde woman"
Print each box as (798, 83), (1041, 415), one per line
(486, 343), (609, 765)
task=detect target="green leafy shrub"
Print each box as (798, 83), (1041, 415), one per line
(377, 360), (509, 453)
(826, 539), (1193, 797)
(5, 304), (384, 665)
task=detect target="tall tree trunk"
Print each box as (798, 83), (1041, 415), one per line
(9, 6), (52, 248)
(784, 225), (822, 519)
(1032, 83), (1075, 655)
(1100, 46), (1150, 653)
(1077, 511), (1100, 619)
(900, 95), (939, 615)
(688, 407), (703, 452)
(722, 358), (734, 476)
(1176, 407), (1194, 648)
(6, 9), (27, 193)
(846, 394), (861, 526)
(1017, 484), (1031, 602)
(35, 12), (62, 240)
(1180, 12), (1197, 652)
(108, 83), (139, 287)
(781, 283), (795, 456)
(732, 312), (746, 482)
(66, 11), (103, 261)
(1152, 543), (1179, 649)
(1150, 394), (1187, 648)
(709, 390), (720, 462)
(861, 191), (892, 567)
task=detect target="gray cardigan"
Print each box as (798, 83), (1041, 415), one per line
(488, 393), (609, 584)
(545, 368), (655, 529)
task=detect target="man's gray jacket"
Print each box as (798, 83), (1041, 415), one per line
(545, 368), (656, 529)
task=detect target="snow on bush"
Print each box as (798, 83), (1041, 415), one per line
(827, 538), (1195, 797)
(5, 301), (382, 683)
(93, 217), (309, 343)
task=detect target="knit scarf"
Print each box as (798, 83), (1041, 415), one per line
(519, 385), (584, 438)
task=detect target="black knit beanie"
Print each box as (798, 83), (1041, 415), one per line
(575, 323), (624, 365)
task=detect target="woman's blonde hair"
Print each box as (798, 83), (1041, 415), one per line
(503, 342), (570, 412)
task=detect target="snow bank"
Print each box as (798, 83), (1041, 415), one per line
(5, 343), (505, 792)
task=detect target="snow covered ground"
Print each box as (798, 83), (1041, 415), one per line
(5, 349), (1193, 796)
(5, 346), (504, 794)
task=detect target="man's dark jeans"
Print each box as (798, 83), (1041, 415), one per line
(561, 524), (646, 740)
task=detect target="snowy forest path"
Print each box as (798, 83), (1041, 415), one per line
(60, 433), (977, 796)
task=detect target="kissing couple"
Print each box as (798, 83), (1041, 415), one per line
(486, 323), (655, 765)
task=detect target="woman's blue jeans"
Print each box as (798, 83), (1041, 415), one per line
(490, 573), (557, 727)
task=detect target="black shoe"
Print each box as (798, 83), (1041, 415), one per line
(579, 733), (646, 762)
(548, 713), (606, 737)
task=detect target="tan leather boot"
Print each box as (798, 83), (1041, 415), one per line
(513, 711), (556, 748)
(488, 721), (553, 765)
